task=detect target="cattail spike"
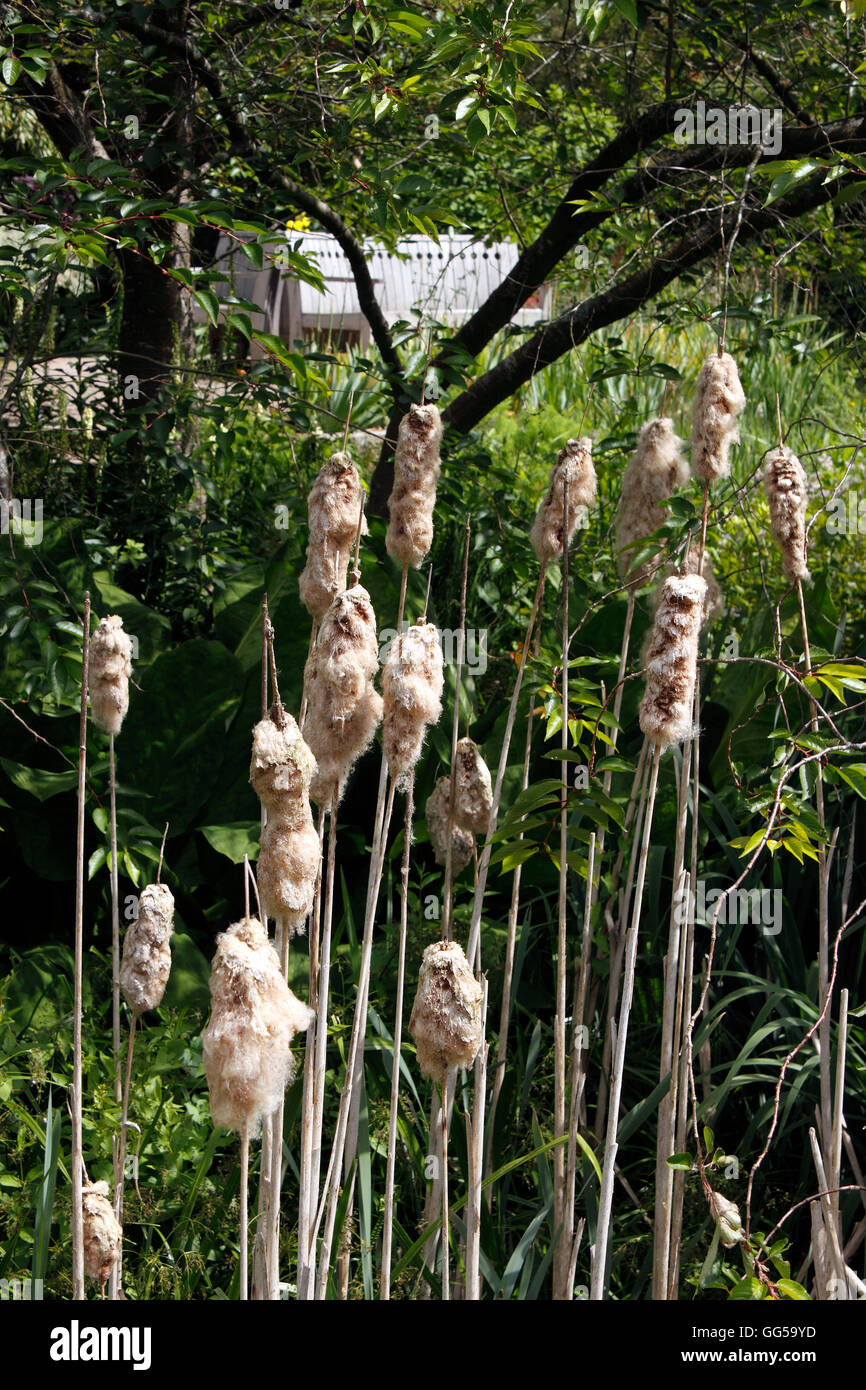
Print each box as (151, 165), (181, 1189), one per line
(639, 573), (707, 750)
(299, 453), (368, 619)
(119, 883), (175, 1016)
(530, 437), (596, 563)
(382, 620), (444, 790)
(616, 418), (689, 585)
(691, 352), (746, 483)
(408, 940), (484, 1081)
(89, 615), (133, 735)
(385, 404), (443, 570)
(764, 444), (809, 582)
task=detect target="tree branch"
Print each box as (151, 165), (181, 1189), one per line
(442, 170), (854, 435)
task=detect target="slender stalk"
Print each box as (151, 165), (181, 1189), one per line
(251, 598), (272, 1300)
(239, 1128), (250, 1301)
(440, 1074), (451, 1301)
(467, 568), (546, 967)
(442, 522), (470, 942)
(72, 591), (90, 1300)
(109, 734), (121, 1106)
(553, 476), (570, 1300)
(590, 745), (661, 1300)
(564, 831), (596, 1296)
(830, 988), (849, 1236)
(297, 802), (327, 1299)
(465, 979), (488, 1300)
(380, 776), (414, 1299)
(110, 1013), (136, 1301)
(652, 735), (693, 1300)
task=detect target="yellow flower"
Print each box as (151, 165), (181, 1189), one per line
(285, 214), (312, 232)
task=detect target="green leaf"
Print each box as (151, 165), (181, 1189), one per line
(729, 1275), (767, 1300)
(610, 0), (638, 26)
(775, 1277), (811, 1300)
(666, 1152), (694, 1171)
(192, 288), (220, 327)
(0, 760), (78, 802)
(2, 55), (22, 85)
(199, 822), (261, 865)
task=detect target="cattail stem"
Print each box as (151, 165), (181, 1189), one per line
(302, 798), (337, 1298)
(239, 1128), (250, 1300)
(591, 745), (661, 1300)
(440, 1073), (451, 1300)
(442, 524), (470, 942)
(652, 735), (693, 1299)
(553, 474), (571, 1301)
(381, 776), (414, 1299)
(467, 569), (546, 967)
(830, 989), (849, 1236)
(297, 803), (327, 1299)
(485, 687), (536, 1186)
(465, 980), (488, 1300)
(110, 1012), (136, 1301)
(72, 591), (90, 1301)
(109, 734), (121, 1107)
(251, 600), (271, 1301)
(564, 830), (596, 1295)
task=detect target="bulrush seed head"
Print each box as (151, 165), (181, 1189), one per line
(639, 572), (707, 750)
(426, 777), (474, 873)
(299, 452), (367, 618)
(409, 939), (484, 1081)
(304, 586), (383, 809)
(764, 444), (810, 582)
(120, 882), (175, 1016)
(616, 418), (689, 585)
(385, 403), (443, 569)
(257, 811), (320, 931)
(202, 916), (314, 1136)
(89, 614), (133, 735)
(453, 737), (493, 835)
(382, 621), (444, 789)
(530, 437), (597, 563)
(691, 352), (746, 483)
(249, 712), (317, 818)
(82, 1180), (122, 1287)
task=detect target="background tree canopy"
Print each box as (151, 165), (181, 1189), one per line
(0, 0), (865, 1314)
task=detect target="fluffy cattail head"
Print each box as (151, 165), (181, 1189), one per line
(426, 777), (474, 873)
(89, 614), (133, 735)
(764, 444), (809, 582)
(257, 812), (320, 931)
(530, 437), (597, 563)
(82, 1180), (122, 1287)
(639, 572), (706, 750)
(409, 939), (484, 1081)
(691, 352), (746, 483)
(249, 712), (317, 820)
(616, 418), (689, 584)
(202, 916), (314, 1136)
(304, 585), (383, 808)
(382, 621), (444, 789)
(120, 882), (174, 1016)
(299, 452), (367, 618)
(385, 404), (442, 570)
(453, 738), (493, 835)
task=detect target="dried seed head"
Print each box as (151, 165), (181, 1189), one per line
(299, 452), (367, 618)
(120, 882), (175, 1016)
(249, 712), (317, 819)
(639, 572), (706, 750)
(426, 777), (474, 873)
(202, 916), (314, 1136)
(89, 614), (133, 735)
(691, 352), (746, 483)
(82, 1180), (122, 1287)
(616, 418), (689, 584)
(530, 437), (597, 563)
(453, 737), (493, 835)
(709, 1190), (744, 1247)
(409, 939), (484, 1081)
(680, 546), (726, 627)
(257, 810), (320, 931)
(382, 621), (444, 789)
(386, 404), (442, 569)
(304, 586), (383, 808)
(764, 444), (809, 582)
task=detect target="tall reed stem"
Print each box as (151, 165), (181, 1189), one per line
(72, 591), (90, 1300)
(590, 745), (661, 1300)
(380, 776), (414, 1299)
(239, 1128), (250, 1300)
(464, 980), (488, 1300)
(553, 477), (571, 1300)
